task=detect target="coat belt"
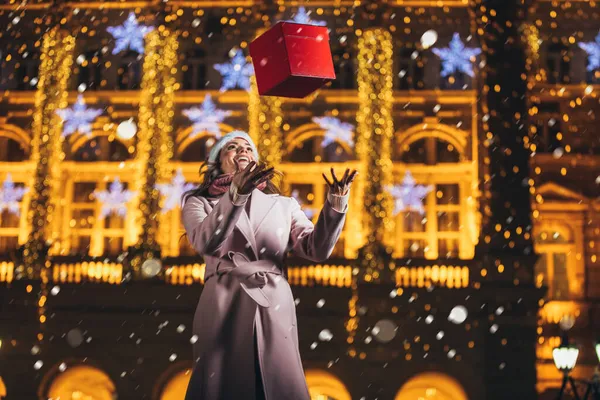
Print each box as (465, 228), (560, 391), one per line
(204, 252), (284, 308)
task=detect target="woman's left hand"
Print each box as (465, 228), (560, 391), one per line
(322, 168), (358, 196)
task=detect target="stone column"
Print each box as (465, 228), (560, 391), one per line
(470, 1), (543, 398)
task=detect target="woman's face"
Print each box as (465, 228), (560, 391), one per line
(219, 138), (256, 174)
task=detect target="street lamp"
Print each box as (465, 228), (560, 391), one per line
(553, 333), (581, 400)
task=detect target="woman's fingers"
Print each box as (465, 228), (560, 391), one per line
(347, 169), (358, 184)
(341, 168), (349, 184)
(322, 173), (333, 187)
(330, 168), (340, 186)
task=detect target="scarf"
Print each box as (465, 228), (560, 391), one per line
(208, 173), (267, 197)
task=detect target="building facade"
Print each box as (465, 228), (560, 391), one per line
(0, 0), (598, 399)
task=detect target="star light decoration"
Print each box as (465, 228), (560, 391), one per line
(156, 169), (196, 213)
(433, 33), (481, 78)
(0, 174), (28, 217)
(578, 31), (600, 71)
(93, 178), (136, 218)
(213, 49), (254, 92)
(107, 12), (154, 55)
(56, 95), (103, 137)
(312, 116), (355, 148)
(291, 6), (327, 26)
(387, 171), (433, 215)
(182, 94), (232, 139)
(291, 190), (316, 219)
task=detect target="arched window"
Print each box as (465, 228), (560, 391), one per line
(305, 370), (351, 400)
(0, 137), (27, 161)
(286, 136), (352, 164)
(182, 48), (207, 90)
(179, 136), (213, 162)
(395, 372), (468, 400)
(396, 48), (424, 90)
(117, 50), (142, 90)
(534, 225), (574, 300)
(77, 49), (103, 91)
(393, 126), (475, 260)
(46, 364), (116, 400)
(72, 136), (131, 162)
(397, 137), (462, 164)
(546, 43), (571, 84)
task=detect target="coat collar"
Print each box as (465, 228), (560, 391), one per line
(234, 189), (277, 260)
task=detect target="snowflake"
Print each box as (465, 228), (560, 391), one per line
(214, 49), (254, 92)
(432, 33), (481, 78)
(387, 171), (433, 215)
(292, 190), (316, 219)
(291, 6), (327, 26)
(182, 94), (232, 139)
(107, 12), (154, 55)
(156, 169), (196, 213)
(0, 174), (28, 217)
(578, 31), (600, 71)
(93, 178), (136, 218)
(312, 116), (354, 148)
(56, 95), (103, 138)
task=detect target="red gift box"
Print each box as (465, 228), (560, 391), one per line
(249, 21), (336, 98)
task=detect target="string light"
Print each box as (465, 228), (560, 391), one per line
(20, 26), (75, 353)
(129, 27), (178, 275)
(248, 66), (283, 166)
(355, 28), (394, 281)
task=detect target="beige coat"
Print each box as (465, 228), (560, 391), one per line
(182, 188), (347, 400)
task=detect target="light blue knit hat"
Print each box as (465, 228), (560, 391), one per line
(207, 130), (259, 165)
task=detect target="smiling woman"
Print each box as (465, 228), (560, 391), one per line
(180, 131), (356, 400)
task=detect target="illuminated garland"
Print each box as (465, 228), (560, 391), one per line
(130, 27), (178, 274)
(355, 28), (394, 281)
(22, 27), (75, 347)
(248, 74), (283, 166)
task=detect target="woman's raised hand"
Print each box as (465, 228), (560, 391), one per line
(232, 161), (275, 195)
(322, 168), (358, 196)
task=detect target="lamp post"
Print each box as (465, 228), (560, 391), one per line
(553, 333), (581, 400)
(553, 335), (600, 400)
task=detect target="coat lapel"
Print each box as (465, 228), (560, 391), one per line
(235, 208), (258, 260)
(249, 189), (277, 235)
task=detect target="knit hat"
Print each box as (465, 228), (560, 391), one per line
(207, 131), (259, 165)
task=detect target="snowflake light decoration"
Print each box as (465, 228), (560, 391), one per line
(291, 6), (327, 26)
(56, 95), (103, 138)
(387, 171), (433, 215)
(433, 33), (481, 78)
(182, 94), (232, 139)
(291, 189), (316, 219)
(312, 116), (354, 148)
(578, 31), (600, 71)
(107, 12), (154, 55)
(0, 174), (28, 217)
(93, 178), (136, 219)
(213, 49), (254, 92)
(156, 169), (196, 213)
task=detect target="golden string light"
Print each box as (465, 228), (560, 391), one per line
(130, 27), (178, 274)
(355, 28), (395, 281)
(21, 26), (75, 347)
(248, 73), (283, 166)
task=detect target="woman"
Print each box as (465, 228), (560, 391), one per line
(181, 131), (356, 400)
